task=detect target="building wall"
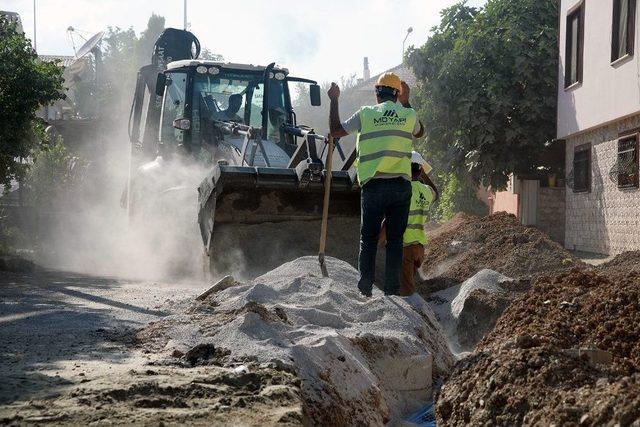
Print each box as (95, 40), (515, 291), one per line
(490, 177), (566, 244)
(491, 191), (519, 217)
(565, 113), (640, 254)
(538, 187), (566, 244)
(557, 0), (640, 139)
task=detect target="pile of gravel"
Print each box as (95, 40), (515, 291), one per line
(138, 256), (455, 425)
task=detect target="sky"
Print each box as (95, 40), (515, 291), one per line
(4, 0), (486, 83)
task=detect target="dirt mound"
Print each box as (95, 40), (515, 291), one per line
(480, 270), (640, 370)
(436, 269), (640, 425)
(420, 212), (582, 293)
(425, 212), (476, 241)
(597, 251), (640, 281)
(437, 347), (640, 426)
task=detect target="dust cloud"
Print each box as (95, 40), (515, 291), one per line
(38, 129), (213, 282)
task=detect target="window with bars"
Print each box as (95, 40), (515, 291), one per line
(617, 135), (639, 188)
(573, 144), (591, 193)
(612, 0), (636, 62)
(565, 2), (585, 88)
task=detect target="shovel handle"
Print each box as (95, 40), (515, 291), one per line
(318, 136), (335, 277)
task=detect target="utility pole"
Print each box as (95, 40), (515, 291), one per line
(402, 27), (413, 63)
(33, 0), (37, 51)
(183, 0), (187, 30)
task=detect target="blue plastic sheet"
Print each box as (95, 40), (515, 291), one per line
(405, 402), (437, 427)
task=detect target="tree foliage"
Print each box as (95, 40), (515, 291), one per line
(99, 15), (166, 118)
(408, 0), (559, 189)
(200, 48), (224, 62)
(0, 15), (64, 188)
(98, 15), (223, 124)
(435, 172), (488, 221)
(26, 134), (88, 208)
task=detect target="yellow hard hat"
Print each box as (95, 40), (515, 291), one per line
(375, 72), (402, 92)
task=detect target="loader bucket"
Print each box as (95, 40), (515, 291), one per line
(198, 164), (361, 279)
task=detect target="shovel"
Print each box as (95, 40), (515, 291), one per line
(318, 136), (336, 277)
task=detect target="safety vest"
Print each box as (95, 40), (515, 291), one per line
(404, 181), (433, 246)
(355, 101), (417, 185)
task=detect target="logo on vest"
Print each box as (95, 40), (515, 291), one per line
(373, 109), (407, 126)
(417, 192), (429, 207)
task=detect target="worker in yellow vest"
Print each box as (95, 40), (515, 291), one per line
(328, 73), (424, 296)
(401, 152), (437, 296)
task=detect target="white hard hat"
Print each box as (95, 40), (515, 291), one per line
(411, 151), (432, 174)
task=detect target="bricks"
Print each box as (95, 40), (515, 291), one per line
(565, 114), (640, 254)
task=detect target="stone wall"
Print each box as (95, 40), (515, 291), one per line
(538, 187), (566, 244)
(565, 114), (640, 255)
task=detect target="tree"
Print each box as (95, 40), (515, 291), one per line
(435, 172), (488, 221)
(408, 0), (559, 189)
(200, 48), (224, 62)
(26, 136), (88, 208)
(136, 14), (166, 65)
(99, 26), (140, 119)
(98, 17), (224, 126)
(0, 15), (64, 188)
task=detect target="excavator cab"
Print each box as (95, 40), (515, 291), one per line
(128, 28), (360, 279)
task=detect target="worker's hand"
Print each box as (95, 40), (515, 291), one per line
(327, 83), (341, 101)
(398, 81), (410, 105)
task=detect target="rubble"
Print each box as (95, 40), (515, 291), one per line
(436, 268), (640, 425)
(419, 212), (583, 294)
(137, 256), (455, 425)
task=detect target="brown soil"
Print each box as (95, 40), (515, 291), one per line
(480, 270), (640, 371)
(437, 268), (640, 426)
(597, 250), (640, 281)
(419, 212), (582, 294)
(437, 347), (640, 426)
(425, 212), (476, 241)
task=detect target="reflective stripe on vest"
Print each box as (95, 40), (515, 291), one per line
(404, 181), (434, 246)
(355, 101), (416, 185)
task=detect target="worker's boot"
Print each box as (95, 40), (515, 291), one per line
(357, 280), (373, 297)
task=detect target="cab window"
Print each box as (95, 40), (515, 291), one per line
(191, 72), (288, 139)
(159, 72), (187, 147)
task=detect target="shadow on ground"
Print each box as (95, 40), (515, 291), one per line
(0, 269), (168, 404)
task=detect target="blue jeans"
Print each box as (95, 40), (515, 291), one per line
(358, 178), (411, 296)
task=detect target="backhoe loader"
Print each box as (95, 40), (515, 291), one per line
(127, 28), (360, 278)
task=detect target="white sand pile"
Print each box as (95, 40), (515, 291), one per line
(427, 269), (512, 353)
(140, 256), (454, 425)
